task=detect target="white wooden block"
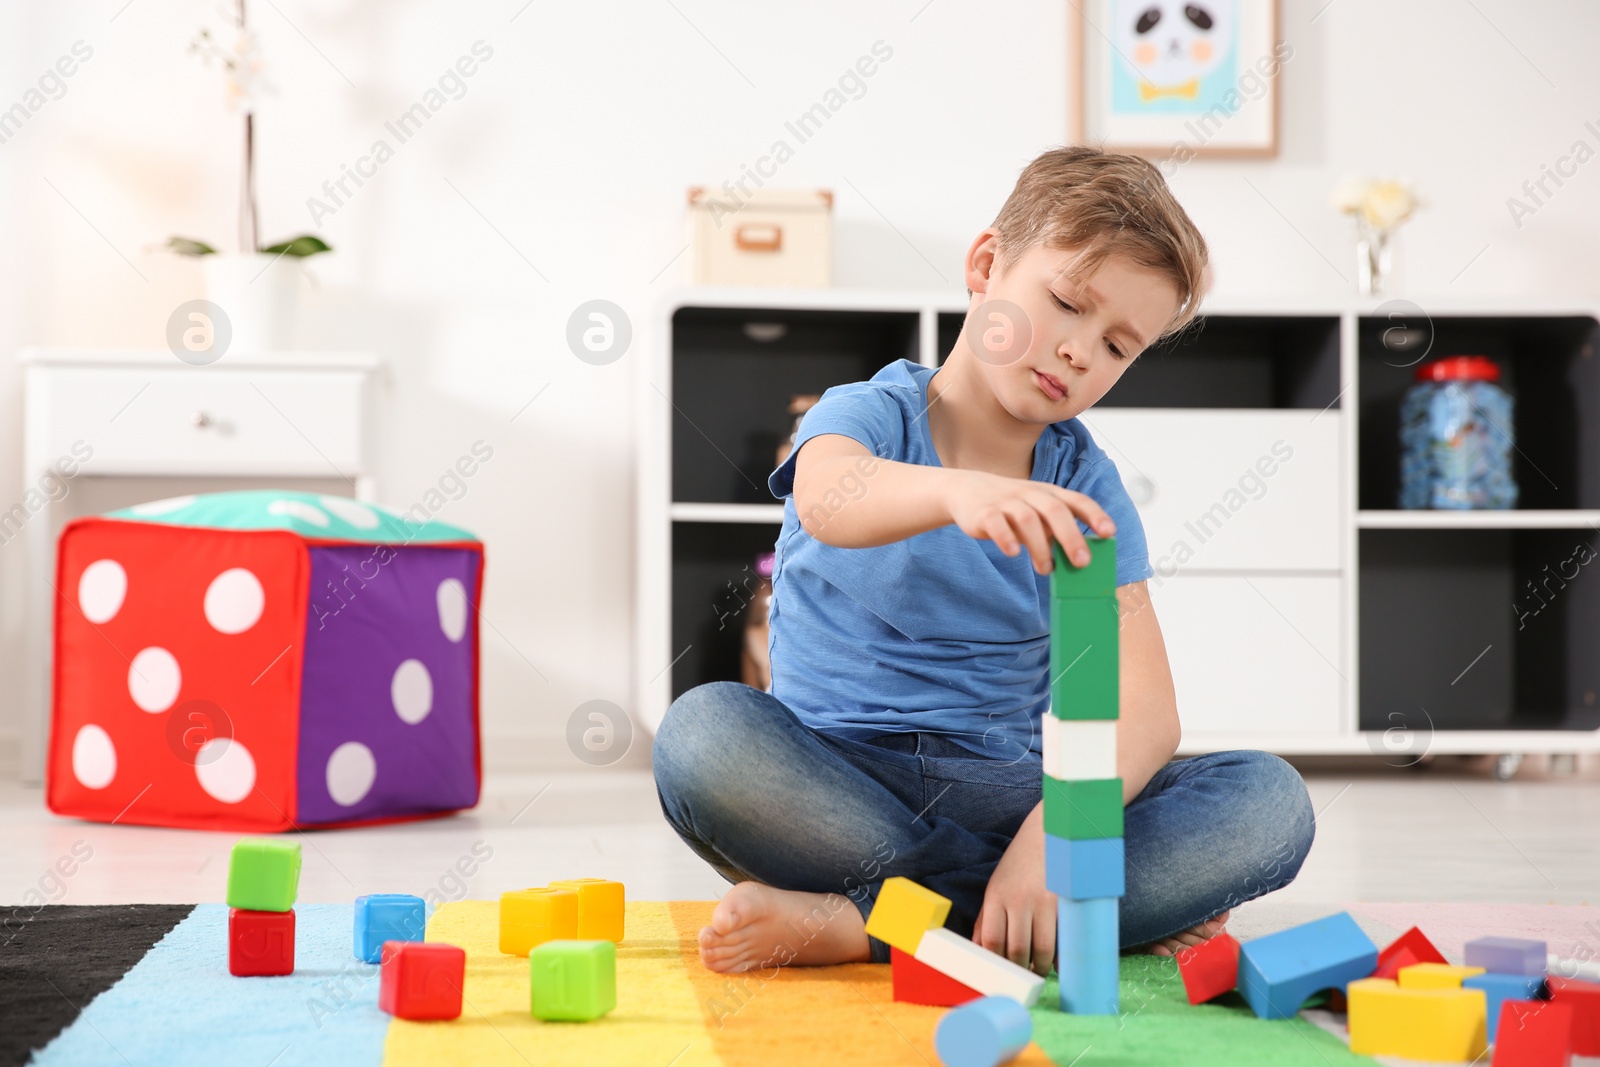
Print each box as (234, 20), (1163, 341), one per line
(1042, 715), (1117, 781)
(912, 927), (1046, 1007)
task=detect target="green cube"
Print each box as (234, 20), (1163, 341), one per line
(1050, 597), (1119, 720)
(1043, 776), (1124, 839)
(530, 940), (616, 1021)
(226, 838), (302, 912)
(1051, 536), (1116, 598)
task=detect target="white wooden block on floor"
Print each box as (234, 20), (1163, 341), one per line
(912, 927), (1046, 1007)
(1042, 715), (1117, 781)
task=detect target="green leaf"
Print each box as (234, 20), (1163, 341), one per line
(166, 236), (217, 256)
(260, 235), (333, 258)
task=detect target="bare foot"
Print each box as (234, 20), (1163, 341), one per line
(1133, 910), (1231, 957)
(699, 881), (871, 973)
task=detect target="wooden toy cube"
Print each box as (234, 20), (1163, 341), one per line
(1045, 834), (1124, 900)
(934, 995), (1032, 1067)
(890, 946), (981, 1007)
(1347, 978), (1487, 1060)
(1493, 999), (1574, 1066)
(1041, 716), (1117, 782)
(227, 838), (301, 912)
(47, 490), (484, 832)
(864, 877), (951, 955)
(1042, 776), (1123, 840)
(549, 879), (625, 942)
(1237, 912), (1377, 1020)
(499, 888), (579, 956)
(355, 893), (427, 964)
(1050, 538), (1116, 597)
(379, 941), (466, 1020)
(1048, 598), (1118, 721)
(1465, 936), (1547, 977)
(530, 940), (617, 1021)
(1547, 976), (1600, 1056)
(228, 907), (295, 976)
(1177, 931), (1241, 1005)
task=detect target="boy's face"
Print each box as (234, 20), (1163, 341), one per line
(963, 234), (1182, 423)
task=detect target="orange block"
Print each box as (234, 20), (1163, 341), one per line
(550, 878), (626, 942)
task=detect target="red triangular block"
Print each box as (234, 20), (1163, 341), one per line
(890, 946), (982, 1006)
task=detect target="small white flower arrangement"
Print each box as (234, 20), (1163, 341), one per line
(1331, 177), (1421, 295)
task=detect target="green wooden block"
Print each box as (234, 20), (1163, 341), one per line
(226, 838), (302, 912)
(1050, 596), (1119, 720)
(1043, 776), (1124, 839)
(530, 939), (617, 1021)
(1051, 536), (1116, 598)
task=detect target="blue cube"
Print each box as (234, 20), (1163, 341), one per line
(1464, 972), (1545, 1041)
(354, 894), (427, 964)
(1045, 834), (1125, 900)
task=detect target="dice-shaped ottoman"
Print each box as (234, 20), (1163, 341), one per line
(47, 490), (485, 832)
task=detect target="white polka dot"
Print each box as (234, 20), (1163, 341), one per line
(131, 495), (196, 516)
(266, 499), (330, 527)
(436, 579), (468, 643)
(204, 568), (265, 634)
(78, 560), (127, 624)
(128, 647), (181, 713)
(319, 496), (380, 529)
(72, 724), (116, 789)
(391, 660), (433, 724)
(195, 738), (255, 803)
(325, 741), (376, 806)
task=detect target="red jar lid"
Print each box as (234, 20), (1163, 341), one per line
(1415, 355), (1500, 383)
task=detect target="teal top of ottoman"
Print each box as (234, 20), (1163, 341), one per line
(106, 490), (479, 545)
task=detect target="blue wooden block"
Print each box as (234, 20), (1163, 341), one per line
(1044, 835), (1124, 900)
(934, 995), (1032, 1067)
(1464, 936), (1546, 977)
(1464, 972), (1545, 1041)
(354, 893), (427, 964)
(1057, 896), (1119, 1015)
(1237, 912), (1377, 1020)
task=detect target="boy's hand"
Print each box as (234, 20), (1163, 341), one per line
(974, 802), (1056, 975)
(946, 471), (1116, 575)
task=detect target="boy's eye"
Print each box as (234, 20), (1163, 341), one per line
(1051, 292), (1127, 360)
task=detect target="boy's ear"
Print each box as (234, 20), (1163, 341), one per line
(965, 228), (1002, 296)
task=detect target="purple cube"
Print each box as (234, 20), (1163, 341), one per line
(1464, 936), (1547, 977)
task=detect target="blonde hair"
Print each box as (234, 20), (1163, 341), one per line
(981, 144), (1211, 344)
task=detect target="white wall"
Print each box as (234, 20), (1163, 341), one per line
(1, 0), (1597, 774)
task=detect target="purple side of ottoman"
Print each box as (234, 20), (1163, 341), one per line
(296, 544), (482, 825)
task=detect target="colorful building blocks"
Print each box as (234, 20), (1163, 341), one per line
(228, 907), (295, 976)
(226, 838), (301, 913)
(1040, 714), (1116, 782)
(1177, 931), (1241, 1005)
(499, 888), (580, 957)
(1041, 776), (1124, 840)
(913, 928), (1046, 1008)
(1465, 936), (1547, 977)
(864, 877), (952, 956)
(379, 941), (466, 1021)
(529, 940), (616, 1021)
(1347, 978), (1487, 1060)
(1465, 972), (1545, 1041)
(1492, 999), (1574, 1066)
(1396, 962), (1486, 990)
(1236, 912), (1378, 1020)
(890, 947), (981, 1007)
(933, 995), (1032, 1067)
(354, 894), (427, 964)
(1546, 975), (1600, 1055)
(1044, 835), (1124, 900)
(1057, 897), (1119, 1015)
(549, 879), (626, 943)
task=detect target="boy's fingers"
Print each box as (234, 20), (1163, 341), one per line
(1047, 485), (1116, 535)
(1002, 504), (1052, 574)
(1005, 906), (1033, 971)
(1032, 905), (1056, 976)
(975, 906), (1005, 957)
(982, 512), (1019, 555)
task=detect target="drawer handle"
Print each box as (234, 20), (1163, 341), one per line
(1126, 473), (1154, 505)
(735, 222), (782, 253)
(192, 411), (213, 429)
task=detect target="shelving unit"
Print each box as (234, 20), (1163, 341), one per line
(636, 289), (1600, 766)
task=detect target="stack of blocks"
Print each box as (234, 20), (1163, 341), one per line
(499, 878), (626, 1021)
(1044, 537), (1123, 1016)
(226, 838), (302, 976)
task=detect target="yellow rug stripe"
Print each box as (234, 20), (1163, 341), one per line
(381, 900), (724, 1067)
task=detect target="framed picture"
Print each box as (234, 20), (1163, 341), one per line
(1069, 0), (1283, 161)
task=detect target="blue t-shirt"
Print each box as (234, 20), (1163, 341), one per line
(766, 358), (1155, 759)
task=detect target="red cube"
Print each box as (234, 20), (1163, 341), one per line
(379, 941), (466, 1020)
(1548, 975), (1600, 1056)
(229, 907), (295, 976)
(1177, 931), (1240, 1005)
(890, 946), (981, 1007)
(1493, 999), (1574, 1066)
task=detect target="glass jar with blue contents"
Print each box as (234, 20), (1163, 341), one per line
(1400, 355), (1518, 509)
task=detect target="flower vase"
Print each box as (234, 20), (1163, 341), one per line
(1356, 226), (1392, 297)
(201, 253), (302, 354)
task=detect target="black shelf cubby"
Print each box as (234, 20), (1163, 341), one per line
(669, 521), (784, 701)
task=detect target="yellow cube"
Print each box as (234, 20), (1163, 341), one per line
(863, 877), (951, 955)
(1396, 962), (1486, 990)
(1348, 978), (1487, 1061)
(550, 878), (626, 942)
(498, 888), (579, 956)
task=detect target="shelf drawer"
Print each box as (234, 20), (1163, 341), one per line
(34, 367), (368, 476)
(1077, 409), (1341, 572)
(1151, 573), (1344, 737)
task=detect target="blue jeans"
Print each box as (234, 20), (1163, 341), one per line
(653, 681), (1316, 964)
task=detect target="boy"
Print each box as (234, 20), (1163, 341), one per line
(653, 145), (1315, 976)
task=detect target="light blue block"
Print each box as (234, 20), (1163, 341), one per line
(1057, 896), (1119, 1015)
(1464, 972), (1545, 1041)
(1237, 912), (1377, 1020)
(1045, 834), (1124, 900)
(1464, 936), (1546, 977)
(934, 995), (1032, 1067)
(353, 893), (426, 964)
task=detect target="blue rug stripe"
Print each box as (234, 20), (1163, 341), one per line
(29, 904), (390, 1067)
